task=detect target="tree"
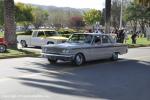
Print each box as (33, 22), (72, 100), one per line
(0, 1), (4, 26)
(105, 0), (111, 33)
(83, 9), (101, 25)
(111, 0), (121, 29)
(15, 3), (33, 30)
(135, 0), (150, 7)
(32, 7), (49, 29)
(4, 0), (17, 48)
(69, 16), (85, 30)
(144, 7), (150, 27)
(135, 0), (150, 29)
(100, 9), (105, 26)
(124, 2), (150, 36)
(46, 7), (83, 28)
(1, 2), (33, 29)
(124, 3), (140, 33)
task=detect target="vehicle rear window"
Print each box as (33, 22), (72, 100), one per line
(45, 31), (58, 37)
(68, 34), (93, 44)
(37, 31), (45, 37)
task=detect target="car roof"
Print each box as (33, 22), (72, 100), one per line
(73, 33), (112, 36)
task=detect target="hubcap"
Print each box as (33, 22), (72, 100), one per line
(113, 53), (118, 60)
(21, 41), (26, 47)
(75, 55), (83, 65)
(0, 45), (6, 52)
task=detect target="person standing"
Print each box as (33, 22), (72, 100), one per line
(131, 33), (137, 44)
(117, 29), (125, 43)
(124, 31), (128, 43)
(88, 29), (92, 33)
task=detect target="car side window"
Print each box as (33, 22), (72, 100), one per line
(93, 35), (101, 45)
(102, 35), (111, 43)
(37, 31), (45, 37)
(45, 31), (58, 37)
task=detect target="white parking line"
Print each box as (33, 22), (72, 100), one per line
(119, 55), (150, 62)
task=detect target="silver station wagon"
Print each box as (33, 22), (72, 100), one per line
(42, 33), (128, 65)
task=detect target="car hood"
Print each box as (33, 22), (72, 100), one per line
(43, 42), (91, 49)
(47, 36), (68, 40)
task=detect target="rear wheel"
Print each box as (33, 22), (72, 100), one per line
(0, 45), (6, 53)
(21, 40), (27, 47)
(48, 58), (57, 64)
(111, 52), (119, 61)
(73, 53), (85, 66)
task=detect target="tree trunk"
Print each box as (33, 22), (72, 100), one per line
(133, 20), (137, 33)
(4, 0), (17, 49)
(140, 19), (146, 37)
(105, 0), (111, 34)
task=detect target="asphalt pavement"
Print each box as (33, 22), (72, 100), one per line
(0, 47), (150, 100)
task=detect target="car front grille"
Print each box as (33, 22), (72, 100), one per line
(42, 47), (63, 54)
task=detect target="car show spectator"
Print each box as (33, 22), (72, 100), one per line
(116, 29), (125, 43)
(124, 30), (129, 43)
(88, 29), (92, 33)
(131, 33), (137, 44)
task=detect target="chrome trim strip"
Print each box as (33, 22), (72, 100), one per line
(41, 53), (73, 58)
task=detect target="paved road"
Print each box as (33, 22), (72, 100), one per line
(0, 47), (150, 100)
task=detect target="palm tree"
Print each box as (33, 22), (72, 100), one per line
(105, 0), (111, 34)
(135, 0), (150, 7)
(4, 0), (17, 48)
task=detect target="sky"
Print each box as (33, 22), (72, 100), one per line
(14, 0), (105, 10)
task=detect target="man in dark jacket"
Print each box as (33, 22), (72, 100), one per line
(131, 33), (137, 44)
(117, 29), (125, 43)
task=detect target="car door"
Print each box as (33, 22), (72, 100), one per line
(101, 35), (113, 59)
(31, 31), (45, 46)
(90, 35), (113, 60)
(90, 35), (105, 60)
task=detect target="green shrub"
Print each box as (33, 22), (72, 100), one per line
(0, 32), (4, 37)
(58, 28), (76, 34)
(17, 30), (32, 35)
(58, 28), (76, 38)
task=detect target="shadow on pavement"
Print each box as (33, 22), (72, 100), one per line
(14, 59), (150, 100)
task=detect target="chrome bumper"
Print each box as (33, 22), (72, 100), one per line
(41, 53), (74, 61)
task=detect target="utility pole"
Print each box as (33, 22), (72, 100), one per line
(105, 0), (111, 34)
(119, 0), (123, 29)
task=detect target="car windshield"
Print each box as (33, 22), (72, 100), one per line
(45, 31), (58, 37)
(68, 34), (93, 44)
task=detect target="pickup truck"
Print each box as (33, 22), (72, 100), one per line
(0, 37), (7, 53)
(17, 29), (68, 47)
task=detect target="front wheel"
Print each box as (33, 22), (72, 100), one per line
(73, 53), (85, 66)
(111, 52), (119, 61)
(21, 40), (27, 47)
(0, 45), (6, 53)
(48, 58), (57, 64)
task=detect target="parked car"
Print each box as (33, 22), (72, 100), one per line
(41, 33), (128, 66)
(0, 37), (7, 53)
(17, 29), (68, 47)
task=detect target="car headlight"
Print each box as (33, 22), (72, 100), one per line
(62, 49), (71, 54)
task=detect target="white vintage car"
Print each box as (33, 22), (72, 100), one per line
(42, 33), (128, 65)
